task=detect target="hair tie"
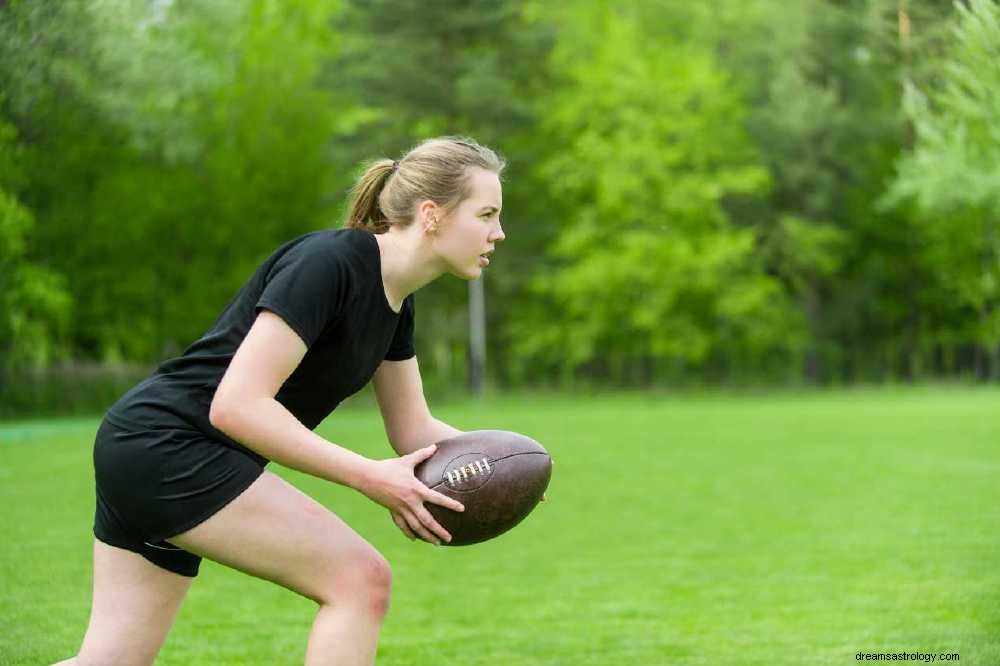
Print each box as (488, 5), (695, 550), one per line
(391, 160), (399, 172)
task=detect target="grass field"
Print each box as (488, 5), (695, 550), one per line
(2, 386), (998, 665)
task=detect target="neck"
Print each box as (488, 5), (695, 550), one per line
(374, 225), (444, 309)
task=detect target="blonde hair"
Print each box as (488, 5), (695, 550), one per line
(345, 136), (506, 234)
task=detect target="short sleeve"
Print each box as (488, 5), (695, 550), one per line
(384, 294), (416, 361)
(255, 239), (351, 348)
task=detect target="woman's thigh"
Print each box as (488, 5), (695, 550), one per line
(75, 540), (194, 666)
(167, 470), (391, 608)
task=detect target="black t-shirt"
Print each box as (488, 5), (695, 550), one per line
(105, 228), (415, 466)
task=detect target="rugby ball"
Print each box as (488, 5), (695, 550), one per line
(414, 430), (552, 546)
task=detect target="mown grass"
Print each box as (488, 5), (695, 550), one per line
(2, 385), (998, 665)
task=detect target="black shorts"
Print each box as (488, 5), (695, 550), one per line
(93, 413), (265, 577)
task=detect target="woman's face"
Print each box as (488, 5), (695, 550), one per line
(431, 167), (505, 280)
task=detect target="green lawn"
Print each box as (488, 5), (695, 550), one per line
(2, 386), (998, 665)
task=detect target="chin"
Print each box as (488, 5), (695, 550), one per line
(448, 264), (482, 281)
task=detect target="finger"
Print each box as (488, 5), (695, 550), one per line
(402, 508), (440, 546)
(405, 443), (438, 465)
(415, 505), (453, 544)
(391, 511), (416, 541)
(392, 512), (416, 540)
(422, 487), (465, 513)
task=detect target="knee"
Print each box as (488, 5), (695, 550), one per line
(358, 550), (393, 618)
(319, 548), (392, 618)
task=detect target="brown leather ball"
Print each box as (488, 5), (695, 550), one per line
(414, 430), (552, 546)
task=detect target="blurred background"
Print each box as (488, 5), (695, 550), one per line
(2, 0), (999, 418)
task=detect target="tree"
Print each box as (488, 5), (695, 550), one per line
(887, 0), (1000, 378)
(508, 4), (798, 385)
(704, 0), (957, 382)
(0, 115), (71, 370)
(1, 0), (345, 361)
(324, 0), (555, 393)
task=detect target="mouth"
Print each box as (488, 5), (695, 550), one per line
(478, 250), (494, 267)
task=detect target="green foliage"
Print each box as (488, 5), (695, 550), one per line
(0, 116), (72, 370)
(509, 4), (798, 383)
(0, 362), (149, 419)
(325, 0), (556, 388)
(891, 0), (1000, 214)
(1, 0), (344, 360)
(888, 0), (1000, 364)
(2, 0), (1000, 410)
(705, 0), (960, 382)
(0, 190), (73, 369)
(763, 216), (847, 297)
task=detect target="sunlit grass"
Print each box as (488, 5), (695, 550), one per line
(2, 386), (998, 665)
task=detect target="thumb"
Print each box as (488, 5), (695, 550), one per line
(407, 443), (438, 464)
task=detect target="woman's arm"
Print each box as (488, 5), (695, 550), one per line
(210, 311), (374, 487)
(212, 311), (463, 544)
(372, 357), (464, 456)
(413, 417), (463, 450)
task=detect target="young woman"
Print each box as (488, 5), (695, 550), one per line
(56, 136), (506, 666)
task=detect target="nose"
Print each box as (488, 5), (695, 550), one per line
(491, 220), (505, 242)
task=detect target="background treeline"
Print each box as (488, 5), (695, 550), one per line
(2, 0), (999, 417)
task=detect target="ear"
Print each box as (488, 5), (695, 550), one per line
(417, 199), (440, 235)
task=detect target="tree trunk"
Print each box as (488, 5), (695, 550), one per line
(467, 277), (486, 395)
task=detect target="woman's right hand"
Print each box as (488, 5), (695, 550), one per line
(356, 444), (465, 545)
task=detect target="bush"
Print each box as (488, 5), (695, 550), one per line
(0, 362), (151, 420)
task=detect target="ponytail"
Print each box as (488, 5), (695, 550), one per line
(345, 159), (396, 233)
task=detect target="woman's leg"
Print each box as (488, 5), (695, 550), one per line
(53, 540), (194, 666)
(167, 470), (393, 666)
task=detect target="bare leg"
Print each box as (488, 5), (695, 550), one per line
(52, 540), (193, 666)
(168, 471), (393, 666)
